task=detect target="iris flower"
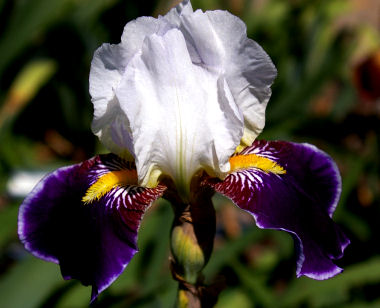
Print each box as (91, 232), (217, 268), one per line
(18, 0), (349, 302)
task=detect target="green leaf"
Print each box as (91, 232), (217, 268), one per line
(203, 224), (259, 279)
(0, 59), (57, 129)
(216, 288), (252, 308)
(0, 203), (18, 248)
(280, 257), (380, 307)
(55, 284), (91, 308)
(231, 260), (275, 307)
(0, 257), (64, 308)
(0, 0), (72, 76)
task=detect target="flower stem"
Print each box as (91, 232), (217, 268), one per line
(168, 183), (222, 307)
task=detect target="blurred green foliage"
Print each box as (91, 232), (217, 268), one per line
(0, 0), (379, 307)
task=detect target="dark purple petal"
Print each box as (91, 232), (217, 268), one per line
(207, 140), (349, 279)
(18, 154), (166, 301)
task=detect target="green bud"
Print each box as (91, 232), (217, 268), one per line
(167, 177), (217, 307)
(171, 221), (206, 284)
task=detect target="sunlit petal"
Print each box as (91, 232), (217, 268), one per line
(90, 17), (161, 157)
(116, 28), (243, 196)
(90, 0), (276, 187)
(178, 9), (277, 144)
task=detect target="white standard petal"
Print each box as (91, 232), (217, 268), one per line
(163, 0), (193, 26)
(206, 11), (277, 145)
(177, 9), (277, 145)
(90, 17), (161, 156)
(115, 28), (243, 198)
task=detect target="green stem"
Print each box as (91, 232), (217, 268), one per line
(168, 183), (222, 307)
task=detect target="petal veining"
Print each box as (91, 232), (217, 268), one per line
(82, 169), (138, 204)
(206, 140), (349, 279)
(18, 154), (166, 300)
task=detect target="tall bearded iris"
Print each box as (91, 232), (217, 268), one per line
(18, 0), (349, 304)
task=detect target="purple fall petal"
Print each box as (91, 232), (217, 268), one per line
(18, 154), (165, 300)
(207, 140), (350, 279)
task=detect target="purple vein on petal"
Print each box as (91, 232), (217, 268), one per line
(206, 140), (349, 280)
(18, 154), (166, 301)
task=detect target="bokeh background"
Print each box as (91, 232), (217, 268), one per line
(0, 0), (379, 307)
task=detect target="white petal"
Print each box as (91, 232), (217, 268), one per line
(115, 29), (243, 197)
(207, 10), (277, 142)
(163, 0), (193, 26)
(90, 17), (162, 155)
(90, 43), (124, 117)
(120, 16), (161, 58)
(89, 1), (277, 188)
(178, 9), (277, 144)
(91, 96), (134, 158)
(90, 15), (162, 115)
(89, 44), (129, 156)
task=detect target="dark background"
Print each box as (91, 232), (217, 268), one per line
(0, 0), (379, 307)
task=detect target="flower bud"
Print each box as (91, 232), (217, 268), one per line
(169, 186), (216, 285)
(171, 219), (207, 284)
